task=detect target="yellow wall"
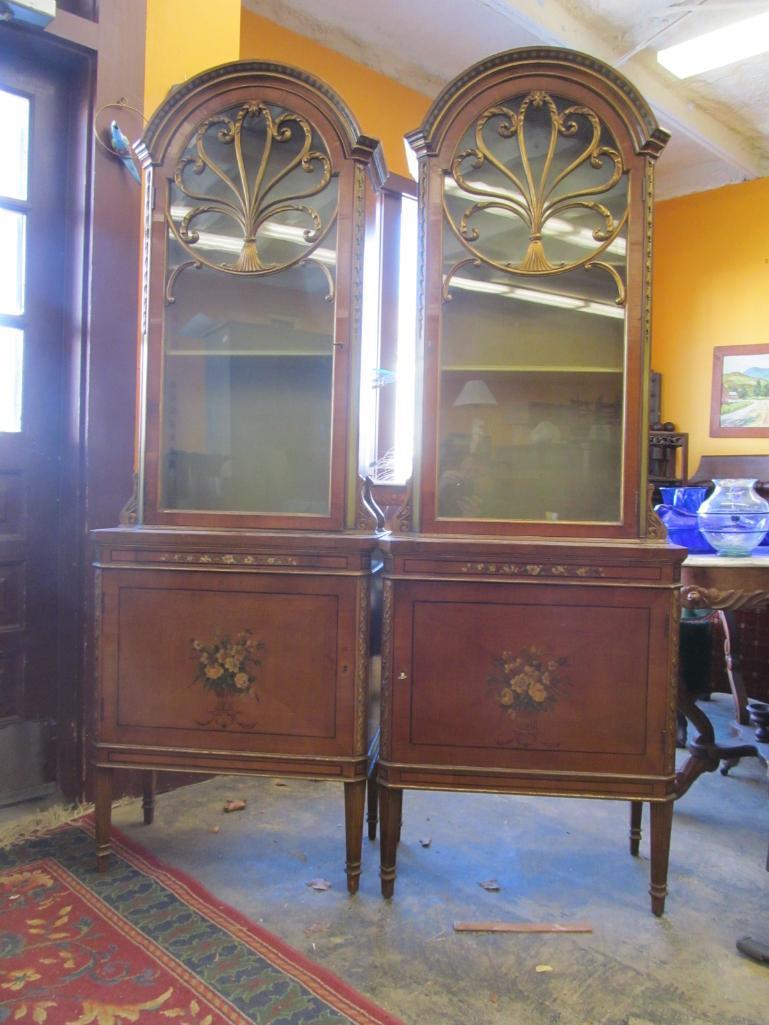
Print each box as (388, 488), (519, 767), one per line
(652, 178), (769, 474)
(144, 0), (242, 118)
(239, 9), (430, 177)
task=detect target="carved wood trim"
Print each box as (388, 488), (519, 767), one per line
(140, 60), (381, 167)
(157, 553), (299, 567)
(410, 47), (668, 157)
(681, 586), (769, 612)
(379, 578), (394, 757)
(354, 576), (370, 753)
(646, 483), (665, 540)
(387, 478), (413, 533)
(667, 592), (680, 769)
(356, 475), (385, 531)
(118, 473), (139, 526)
(459, 562), (604, 578)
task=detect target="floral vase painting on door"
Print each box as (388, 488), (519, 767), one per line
(487, 645), (569, 747)
(191, 631), (265, 729)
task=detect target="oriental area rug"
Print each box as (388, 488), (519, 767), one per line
(0, 819), (404, 1025)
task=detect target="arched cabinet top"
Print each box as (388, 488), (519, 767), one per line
(405, 45), (668, 540)
(407, 47), (670, 161)
(137, 60), (384, 177)
(134, 60), (383, 532)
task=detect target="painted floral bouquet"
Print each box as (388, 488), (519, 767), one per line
(191, 630), (264, 699)
(488, 644), (568, 718)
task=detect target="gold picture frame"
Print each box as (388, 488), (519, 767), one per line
(710, 344), (769, 438)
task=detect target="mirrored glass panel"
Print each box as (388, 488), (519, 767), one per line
(161, 101), (339, 515)
(438, 91), (628, 524)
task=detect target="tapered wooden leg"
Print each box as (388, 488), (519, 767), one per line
(344, 779), (366, 895)
(142, 771), (156, 825)
(94, 766), (113, 874)
(379, 785), (402, 899)
(649, 800), (674, 916)
(629, 800), (643, 856)
(367, 763), (378, 841)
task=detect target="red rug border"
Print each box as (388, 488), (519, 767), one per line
(72, 814), (407, 1025)
(6, 854), (254, 1025)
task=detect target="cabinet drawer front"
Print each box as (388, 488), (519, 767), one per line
(387, 579), (673, 776)
(98, 569), (359, 756)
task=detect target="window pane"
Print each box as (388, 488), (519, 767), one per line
(0, 90), (30, 202)
(0, 208), (26, 315)
(0, 326), (24, 432)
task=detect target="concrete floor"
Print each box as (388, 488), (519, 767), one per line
(95, 693), (769, 1025)
(3, 694), (767, 1024)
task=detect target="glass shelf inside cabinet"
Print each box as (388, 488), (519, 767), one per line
(159, 100), (340, 518)
(437, 90), (628, 526)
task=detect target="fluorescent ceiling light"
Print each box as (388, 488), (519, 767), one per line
(657, 11), (769, 78)
(511, 287), (582, 309)
(450, 276), (510, 294)
(449, 276), (623, 318)
(579, 301), (625, 320)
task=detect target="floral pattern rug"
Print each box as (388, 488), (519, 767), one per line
(0, 820), (404, 1025)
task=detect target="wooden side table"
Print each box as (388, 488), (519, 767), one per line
(675, 552), (769, 796)
(729, 712), (769, 965)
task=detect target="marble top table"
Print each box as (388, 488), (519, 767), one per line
(676, 550), (769, 796)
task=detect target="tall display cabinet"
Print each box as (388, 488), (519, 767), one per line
(377, 48), (686, 914)
(91, 62), (383, 893)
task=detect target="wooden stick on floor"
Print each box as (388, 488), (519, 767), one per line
(453, 922), (593, 934)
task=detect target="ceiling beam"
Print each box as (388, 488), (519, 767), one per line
(487, 0), (765, 178)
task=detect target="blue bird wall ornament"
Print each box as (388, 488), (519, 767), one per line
(109, 120), (141, 184)
(372, 367), (397, 389)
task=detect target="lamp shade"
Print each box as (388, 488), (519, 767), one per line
(453, 379), (497, 407)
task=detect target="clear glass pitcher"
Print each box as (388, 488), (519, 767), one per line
(697, 479), (769, 556)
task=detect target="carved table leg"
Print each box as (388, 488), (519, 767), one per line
(344, 779), (366, 895)
(629, 800), (643, 856)
(649, 800), (674, 916)
(94, 766), (113, 873)
(717, 610), (750, 726)
(675, 684), (758, 798)
(380, 785), (403, 899)
(735, 750), (769, 963)
(142, 771), (156, 825)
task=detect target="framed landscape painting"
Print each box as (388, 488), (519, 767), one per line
(710, 344), (769, 437)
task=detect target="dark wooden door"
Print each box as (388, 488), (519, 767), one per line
(0, 45), (70, 803)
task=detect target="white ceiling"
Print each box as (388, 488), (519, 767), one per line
(243, 0), (769, 199)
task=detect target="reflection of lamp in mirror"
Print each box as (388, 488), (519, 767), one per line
(453, 379), (497, 453)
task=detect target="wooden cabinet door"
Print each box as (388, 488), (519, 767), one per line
(98, 569), (361, 760)
(388, 578), (674, 782)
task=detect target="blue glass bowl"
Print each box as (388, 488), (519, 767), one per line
(655, 487), (714, 553)
(658, 486), (708, 512)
